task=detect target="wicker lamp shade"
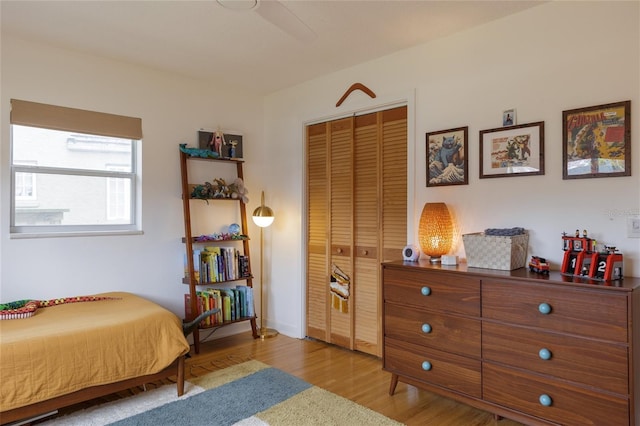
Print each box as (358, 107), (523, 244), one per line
(418, 202), (454, 263)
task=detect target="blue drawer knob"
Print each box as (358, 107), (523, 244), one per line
(421, 361), (432, 371)
(538, 302), (551, 315)
(421, 323), (432, 333)
(539, 348), (551, 360)
(421, 286), (431, 296)
(539, 394), (552, 406)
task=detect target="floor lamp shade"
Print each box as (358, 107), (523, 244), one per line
(251, 191), (277, 339)
(252, 191), (274, 228)
(418, 202), (454, 263)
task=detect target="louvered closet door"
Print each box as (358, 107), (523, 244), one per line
(305, 105), (406, 355)
(306, 123), (329, 342)
(353, 112), (380, 355)
(381, 106), (408, 262)
(329, 117), (354, 349)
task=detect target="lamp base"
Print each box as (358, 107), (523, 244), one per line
(260, 327), (279, 340)
(429, 256), (442, 264)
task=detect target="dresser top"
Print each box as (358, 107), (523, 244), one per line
(382, 260), (640, 291)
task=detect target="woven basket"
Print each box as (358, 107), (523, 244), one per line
(462, 232), (529, 270)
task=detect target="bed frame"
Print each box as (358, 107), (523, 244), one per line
(0, 356), (185, 425)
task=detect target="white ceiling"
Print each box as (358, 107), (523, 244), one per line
(1, 0), (545, 96)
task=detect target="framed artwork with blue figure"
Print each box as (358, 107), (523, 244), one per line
(426, 126), (468, 187)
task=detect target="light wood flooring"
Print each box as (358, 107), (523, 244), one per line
(42, 332), (525, 425)
(195, 332), (524, 426)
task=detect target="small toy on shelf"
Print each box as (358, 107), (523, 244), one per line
(561, 229), (623, 281)
(589, 246), (624, 281)
(179, 143), (219, 158)
(561, 229), (596, 277)
(528, 256), (550, 274)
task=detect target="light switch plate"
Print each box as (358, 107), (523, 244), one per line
(628, 217), (640, 238)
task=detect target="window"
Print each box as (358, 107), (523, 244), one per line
(14, 160), (37, 201)
(10, 100), (142, 237)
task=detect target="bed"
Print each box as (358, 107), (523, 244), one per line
(0, 291), (190, 425)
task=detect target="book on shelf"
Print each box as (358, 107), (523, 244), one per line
(185, 292), (221, 327)
(220, 288), (236, 320)
(184, 250), (201, 282)
(203, 286), (254, 322)
(186, 246), (250, 284)
(236, 285), (255, 317)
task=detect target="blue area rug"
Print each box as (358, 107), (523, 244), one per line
(112, 368), (310, 426)
(45, 360), (402, 426)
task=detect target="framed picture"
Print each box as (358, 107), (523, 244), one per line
(562, 100), (631, 179)
(426, 126), (468, 187)
(503, 109), (516, 126)
(198, 129), (244, 159)
(479, 121), (544, 178)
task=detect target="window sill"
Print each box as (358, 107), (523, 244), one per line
(10, 230), (144, 239)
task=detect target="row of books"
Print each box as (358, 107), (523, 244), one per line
(184, 285), (255, 327)
(184, 247), (250, 283)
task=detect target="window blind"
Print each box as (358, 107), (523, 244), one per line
(10, 99), (142, 140)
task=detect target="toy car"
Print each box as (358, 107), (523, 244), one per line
(529, 256), (550, 274)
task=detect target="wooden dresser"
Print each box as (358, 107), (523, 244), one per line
(382, 260), (640, 426)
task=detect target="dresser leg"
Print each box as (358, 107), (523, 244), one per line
(389, 373), (399, 395)
(493, 413), (503, 421)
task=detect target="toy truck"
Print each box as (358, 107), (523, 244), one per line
(529, 256), (550, 274)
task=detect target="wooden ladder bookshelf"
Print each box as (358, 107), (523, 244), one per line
(179, 149), (259, 354)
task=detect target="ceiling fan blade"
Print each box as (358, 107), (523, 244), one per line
(255, 0), (317, 42)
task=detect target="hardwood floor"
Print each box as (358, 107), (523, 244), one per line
(42, 332), (525, 425)
(190, 332), (523, 426)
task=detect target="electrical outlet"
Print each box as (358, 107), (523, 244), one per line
(628, 217), (640, 238)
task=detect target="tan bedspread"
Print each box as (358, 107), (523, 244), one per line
(0, 292), (190, 412)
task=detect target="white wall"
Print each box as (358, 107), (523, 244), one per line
(262, 1), (640, 338)
(2, 2), (639, 343)
(0, 36), (264, 339)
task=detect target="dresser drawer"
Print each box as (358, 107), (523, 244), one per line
(385, 337), (481, 398)
(383, 267), (480, 316)
(483, 322), (628, 394)
(482, 280), (628, 342)
(484, 363), (629, 426)
(385, 303), (480, 358)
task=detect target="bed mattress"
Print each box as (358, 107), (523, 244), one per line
(0, 291), (190, 412)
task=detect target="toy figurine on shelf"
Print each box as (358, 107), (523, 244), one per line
(561, 230), (623, 281)
(589, 246), (624, 281)
(529, 256), (550, 274)
(561, 229), (596, 277)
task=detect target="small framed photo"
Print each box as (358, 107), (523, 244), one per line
(198, 129), (244, 159)
(503, 109), (516, 126)
(562, 100), (631, 179)
(426, 126), (468, 187)
(480, 121), (544, 178)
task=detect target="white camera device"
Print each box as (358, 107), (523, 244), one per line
(402, 245), (420, 262)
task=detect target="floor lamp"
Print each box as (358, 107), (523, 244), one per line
(252, 191), (278, 339)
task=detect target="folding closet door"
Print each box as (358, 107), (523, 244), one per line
(352, 107), (407, 356)
(328, 117), (354, 349)
(305, 105), (406, 356)
(306, 122), (329, 342)
(353, 112), (380, 355)
(380, 106), (408, 264)
(305, 117), (355, 348)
